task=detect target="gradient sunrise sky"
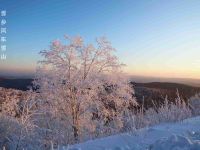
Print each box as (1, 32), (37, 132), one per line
(0, 0), (200, 78)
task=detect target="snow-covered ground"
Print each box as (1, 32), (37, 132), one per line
(63, 116), (200, 150)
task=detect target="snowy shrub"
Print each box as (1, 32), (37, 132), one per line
(0, 114), (38, 150)
(157, 91), (191, 123)
(126, 90), (191, 132)
(132, 107), (148, 129)
(0, 114), (18, 149)
(189, 93), (200, 116)
(0, 88), (22, 117)
(144, 108), (159, 126)
(0, 89), (43, 150)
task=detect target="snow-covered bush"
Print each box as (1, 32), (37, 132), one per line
(0, 89), (43, 150)
(143, 108), (159, 126)
(157, 92), (191, 123)
(126, 90), (191, 131)
(0, 114), (37, 150)
(189, 93), (200, 116)
(0, 114), (18, 149)
(0, 87), (25, 117)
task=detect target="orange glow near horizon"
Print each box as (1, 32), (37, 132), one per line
(124, 65), (200, 80)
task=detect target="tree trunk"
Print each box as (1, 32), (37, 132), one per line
(72, 124), (79, 142)
(72, 105), (80, 142)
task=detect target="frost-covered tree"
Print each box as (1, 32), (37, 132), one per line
(34, 35), (137, 142)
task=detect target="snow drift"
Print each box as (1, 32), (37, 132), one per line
(64, 116), (200, 150)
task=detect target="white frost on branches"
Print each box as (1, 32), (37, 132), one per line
(34, 36), (137, 142)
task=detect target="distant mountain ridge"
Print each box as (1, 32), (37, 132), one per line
(0, 78), (199, 91)
(0, 78), (33, 90)
(132, 82), (200, 108)
(134, 82), (200, 90)
(1, 78), (200, 109)
(130, 75), (200, 87)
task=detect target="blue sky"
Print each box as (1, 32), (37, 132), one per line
(0, 0), (200, 78)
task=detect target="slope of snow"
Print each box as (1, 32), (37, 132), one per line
(64, 117), (200, 150)
(150, 134), (200, 150)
